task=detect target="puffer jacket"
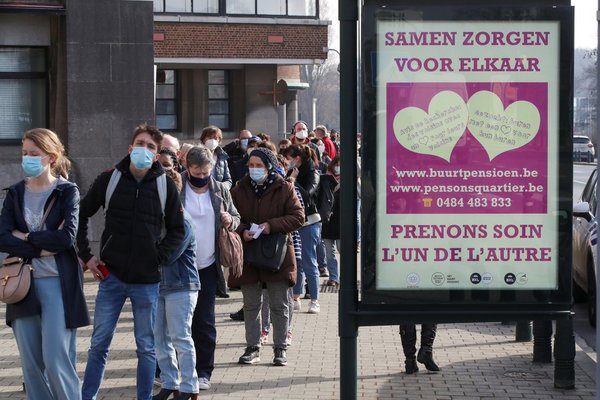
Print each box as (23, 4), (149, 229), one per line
(211, 146), (233, 190)
(0, 179), (90, 328)
(76, 155), (185, 284)
(229, 175), (304, 287)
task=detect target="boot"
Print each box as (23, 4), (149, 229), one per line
(153, 388), (180, 400)
(417, 324), (440, 371)
(404, 357), (419, 374)
(399, 324), (417, 359)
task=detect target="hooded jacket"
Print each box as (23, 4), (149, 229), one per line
(76, 155), (185, 284)
(0, 179), (90, 328)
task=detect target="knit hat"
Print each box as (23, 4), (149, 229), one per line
(249, 147), (278, 170)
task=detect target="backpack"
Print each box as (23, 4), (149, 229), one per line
(104, 169), (168, 238)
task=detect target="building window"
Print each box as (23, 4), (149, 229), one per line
(0, 47), (47, 141)
(208, 70), (230, 130)
(155, 0), (317, 17)
(156, 69), (178, 131)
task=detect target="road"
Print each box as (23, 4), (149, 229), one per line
(573, 162), (597, 353)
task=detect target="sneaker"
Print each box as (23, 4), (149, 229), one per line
(260, 330), (269, 345)
(286, 331), (293, 346)
(326, 279), (339, 287)
(319, 266), (329, 277)
(238, 346), (260, 364)
(273, 348), (288, 366)
(307, 300), (320, 314)
(293, 299), (301, 312)
(229, 308), (244, 321)
(197, 377), (211, 390)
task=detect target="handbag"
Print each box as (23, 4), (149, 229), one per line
(0, 196), (56, 304)
(219, 226), (243, 278)
(0, 257), (33, 304)
(244, 233), (288, 272)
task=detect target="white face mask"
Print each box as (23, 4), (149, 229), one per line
(295, 129), (308, 140)
(205, 138), (219, 151)
(334, 166), (340, 175)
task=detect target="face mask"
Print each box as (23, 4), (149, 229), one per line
(317, 144), (325, 154)
(21, 155), (48, 178)
(130, 147), (154, 170)
(189, 174), (210, 188)
(249, 167), (267, 184)
(240, 139), (249, 150)
(334, 166), (340, 175)
(287, 160), (296, 171)
(205, 139), (219, 151)
(295, 130), (308, 140)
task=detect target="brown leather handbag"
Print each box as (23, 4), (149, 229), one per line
(0, 257), (33, 304)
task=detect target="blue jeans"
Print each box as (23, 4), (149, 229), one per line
(82, 273), (159, 400)
(316, 239), (326, 267)
(155, 290), (199, 393)
(12, 277), (80, 400)
(192, 264), (218, 380)
(293, 223), (321, 300)
(323, 238), (339, 282)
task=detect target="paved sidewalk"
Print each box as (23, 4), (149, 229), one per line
(0, 276), (596, 399)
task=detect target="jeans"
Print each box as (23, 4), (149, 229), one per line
(192, 263), (218, 380)
(12, 277), (80, 400)
(316, 239), (326, 267)
(323, 238), (340, 282)
(82, 273), (159, 400)
(293, 223), (321, 300)
(241, 281), (289, 349)
(155, 290), (199, 393)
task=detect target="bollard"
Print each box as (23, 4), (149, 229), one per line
(553, 318), (575, 389)
(515, 321), (533, 342)
(533, 320), (553, 363)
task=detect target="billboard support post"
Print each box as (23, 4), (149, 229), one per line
(533, 320), (553, 363)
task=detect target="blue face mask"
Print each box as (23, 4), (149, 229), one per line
(189, 174), (210, 188)
(130, 147), (154, 170)
(249, 167), (267, 184)
(21, 155), (48, 177)
(240, 139), (249, 151)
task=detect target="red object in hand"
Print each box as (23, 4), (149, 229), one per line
(98, 262), (110, 278)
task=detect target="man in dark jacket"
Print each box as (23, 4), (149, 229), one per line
(77, 123), (185, 400)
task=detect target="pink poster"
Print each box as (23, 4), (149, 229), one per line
(386, 82), (548, 214)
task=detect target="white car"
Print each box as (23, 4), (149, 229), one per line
(573, 135), (595, 162)
(572, 168), (597, 326)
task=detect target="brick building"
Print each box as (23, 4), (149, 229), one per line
(153, 1), (329, 141)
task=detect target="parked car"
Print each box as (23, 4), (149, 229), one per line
(573, 135), (595, 162)
(572, 168), (597, 327)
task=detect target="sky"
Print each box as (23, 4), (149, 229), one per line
(325, 1), (598, 50)
(573, 0), (598, 49)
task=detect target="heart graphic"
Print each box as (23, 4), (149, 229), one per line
(393, 90), (468, 162)
(467, 90), (540, 160)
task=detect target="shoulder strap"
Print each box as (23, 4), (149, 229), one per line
(39, 196), (57, 230)
(104, 169), (121, 214)
(157, 174), (167, 216)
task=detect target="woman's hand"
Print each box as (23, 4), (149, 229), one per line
(242, 230), (254, 242)
(220, 211), (233, 229)
(11, 230), (26, 241)
(289, 167), (299, 179)
(40, 249), (57, 257)
(259, 222), (271, 235)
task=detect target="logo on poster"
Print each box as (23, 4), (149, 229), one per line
(470, 273), (482, 284)
(516, 273), (528, 285)
(406, 273), (420, 286)
(482, 272), (493, 285)
(431, 272), (445, 285)
(504, 273), (516, 285)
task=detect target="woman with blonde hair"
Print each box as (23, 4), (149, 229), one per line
(0, 128), (89, 399)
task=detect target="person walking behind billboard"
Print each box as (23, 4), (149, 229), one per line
(77, 123), (185, 400)
(399, 324), (440, 374)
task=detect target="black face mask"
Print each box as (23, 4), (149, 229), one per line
(189, 174), (209, 188)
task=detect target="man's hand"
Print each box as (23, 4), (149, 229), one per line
(85, 255), (105, 281)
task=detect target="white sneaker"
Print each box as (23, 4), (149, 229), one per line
(198, 377), (211, 390)
(307, 300), (320, 314)
(293, 298), (301, 312)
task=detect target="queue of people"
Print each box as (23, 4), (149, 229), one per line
(0, 121), (437, 400)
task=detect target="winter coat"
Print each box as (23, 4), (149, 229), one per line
(211, 146), (232, 190)
(292, 159), (320, 219)
(320, 175), (340, 240)
(0, 179), (90, 328)
(159, 210), (200, 295)
(76, 155), (185, 284)
(179, 172), (241, 269)
(229, 175), (304, 287)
